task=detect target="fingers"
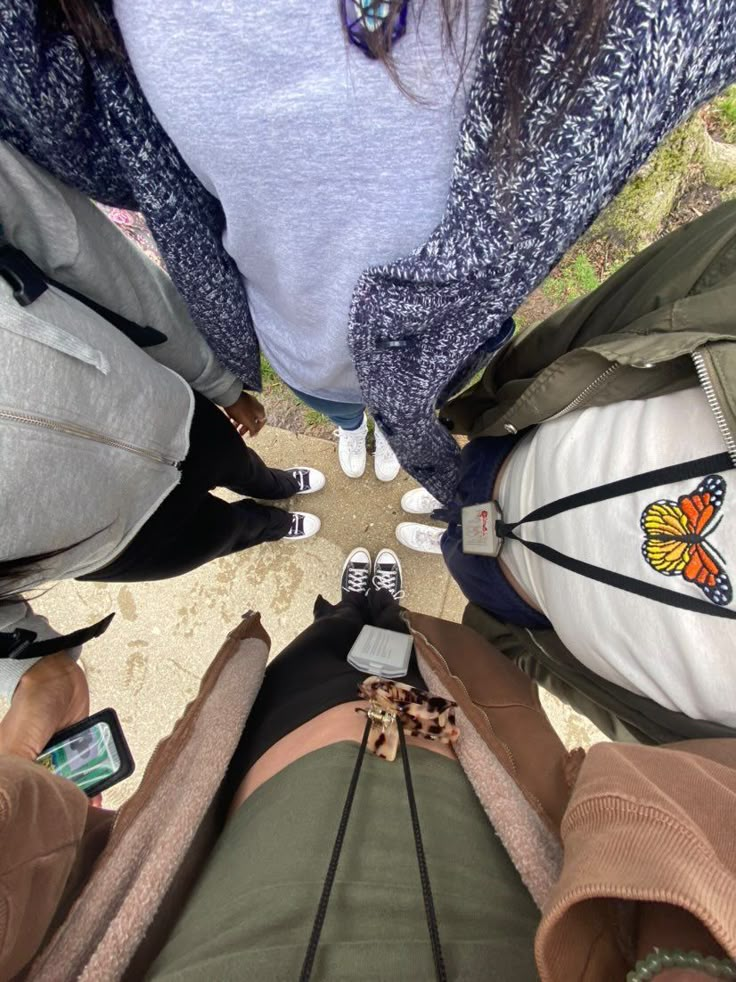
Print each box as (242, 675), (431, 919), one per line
(243, 414), (266, 437)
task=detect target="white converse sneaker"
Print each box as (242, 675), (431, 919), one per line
(283, 512), (321, 540)
(374, 425), (400, 482)
(336, 415), (367, 478)
(401, 487), (443, 514)
(395, 522), (444, 554)
(289, 467), (326, 494)
(372, 548), (404, 600)
(341, 547), (372, 600)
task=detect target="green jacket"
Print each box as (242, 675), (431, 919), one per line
(443, 201), (736, 744)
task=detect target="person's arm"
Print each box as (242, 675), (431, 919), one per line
(535, 741), (736, 981)
(0, 655), (111, 980)
(0, 600), (84, 701)
(0, 141), (244, 408)
(0, 650), (89, 760)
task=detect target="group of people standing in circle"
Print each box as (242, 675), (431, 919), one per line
(1, 1), (736, 980)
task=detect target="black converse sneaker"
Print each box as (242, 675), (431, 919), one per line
(341, 547), (372, 600)
(284, 512), (321, 540)
(289, 467), (326, 494)
(372, 548), (404, 600)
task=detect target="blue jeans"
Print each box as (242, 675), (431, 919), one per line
(290, 387), (365, 430)
(440, 436), (552, 630)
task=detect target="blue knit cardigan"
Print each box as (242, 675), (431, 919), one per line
(1, 0), (735, 500)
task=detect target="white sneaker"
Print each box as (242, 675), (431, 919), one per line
(401, 487), (443, 514)
(289, 467), (326, 494)
(283, 512), (321, 540)
(336, 415), (367, 478)
(395, 522), (444, 554)
(374, 425), (400, 482)
(373, 548), (404, 600)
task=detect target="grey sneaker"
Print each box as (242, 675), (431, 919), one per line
(372, 548), (404, 600)
(341, 547), (372, 600)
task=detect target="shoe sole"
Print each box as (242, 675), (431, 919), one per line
(339, 461), (366, 479)
(342, 546), (371, 575)
(375, 467), (400, 482)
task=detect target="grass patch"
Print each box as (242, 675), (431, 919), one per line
(260, 353), (278, 386)
(710, 86), (736, 143)
(305, 408), (331, 428)
(542, 252), (600, 305)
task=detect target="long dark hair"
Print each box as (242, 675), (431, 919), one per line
(0, 547), (70, 607)
(43, 0), (611, 142)
(40, 0), (119, 53)
(0, 531), (105, 607)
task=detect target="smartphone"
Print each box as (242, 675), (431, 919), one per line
(36, 708), (134, 798)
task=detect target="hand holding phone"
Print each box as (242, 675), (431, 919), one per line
(37, 708), (134, 798)
(0, 652), (89, 761)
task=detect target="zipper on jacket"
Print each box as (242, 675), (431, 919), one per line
(0, 408), (181, 467)
(692, 351), (736, 466)
(505, 363), (620, 432)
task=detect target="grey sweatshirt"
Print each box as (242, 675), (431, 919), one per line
(0, 143), (241, 695)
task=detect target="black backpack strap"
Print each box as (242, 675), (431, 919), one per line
(504, 453), (733, 530)
(0, 613), (115, 660)
(503, 534), (736, 619)
(0, 240), (167, 347)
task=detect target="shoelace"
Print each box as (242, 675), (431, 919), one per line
(412, 492), (443, 513)
(345, 564), (371, 593)
(334, 427), (366, 454)
(288, 514), (305, 537)
(292, 469), (309, 492)
(410, 526), (443, 550)
(372, 567), (405, 600)
(374, 428), (398, 464)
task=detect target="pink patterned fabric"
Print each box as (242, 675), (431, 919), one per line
(97, 205), (165, 269)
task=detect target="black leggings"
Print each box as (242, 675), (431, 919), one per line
(223, 591), (424, 798)
(81, 392), (298, 582)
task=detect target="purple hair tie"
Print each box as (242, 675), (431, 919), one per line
(342, 0), (409, 58)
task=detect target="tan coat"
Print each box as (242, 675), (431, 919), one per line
(2, 612), (735, 980)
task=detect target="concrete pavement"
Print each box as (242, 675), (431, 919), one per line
(3, 426), (605, 808)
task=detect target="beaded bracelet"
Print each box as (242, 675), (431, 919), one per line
(627, 949), (736, 980)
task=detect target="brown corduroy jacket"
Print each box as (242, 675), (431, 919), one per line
(1, 612), (735, 980)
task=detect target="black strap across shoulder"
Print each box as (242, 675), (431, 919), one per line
(497, 453), (736, 619)
(0, 239), (167, 347)
(299, 717), (446, 982)
(0, 613), (115, 660)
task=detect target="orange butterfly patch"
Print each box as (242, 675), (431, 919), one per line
(641, 474), (731, 607)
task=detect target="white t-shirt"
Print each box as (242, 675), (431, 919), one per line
(498, 387), (735, 727)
